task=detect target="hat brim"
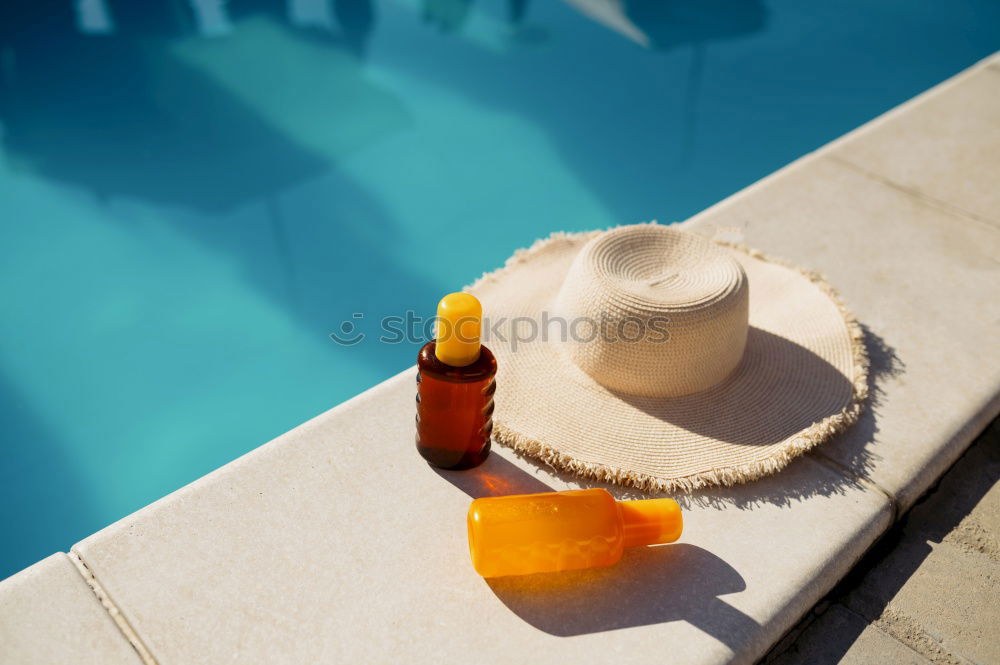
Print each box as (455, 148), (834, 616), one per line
(468, 226), (868, 493)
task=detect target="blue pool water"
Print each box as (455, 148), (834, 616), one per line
(1, 0), (998, 579)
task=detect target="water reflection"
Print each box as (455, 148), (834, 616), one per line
(333, 0), (375, 54)
(562, 0), (766, 165)
(67, 0), (378, 49)
(189, 0), (235, 36)
(64, 0), (768, 46)
(626, 0), (766, 51)
(45, 0), (767, 53)
(421, 0), (474, 33)
(420, 0), (532, 32)
(75, 0), (114, 34)
(508, 0), (529, 25)
(0, 0), (770, 385)
(565, 0), (766, 50)
(287, 0), (334, 29)
(0, 0), (427, 375)
(0, 2), (403, 211)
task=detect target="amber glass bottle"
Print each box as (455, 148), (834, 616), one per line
(416, 293), (497, 470)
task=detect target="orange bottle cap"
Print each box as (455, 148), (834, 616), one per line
(618, 498), (683, 548)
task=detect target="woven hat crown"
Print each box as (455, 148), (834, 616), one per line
(552, 226), (749, 397)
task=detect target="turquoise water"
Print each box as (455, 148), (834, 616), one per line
(1, 0), (998, 579)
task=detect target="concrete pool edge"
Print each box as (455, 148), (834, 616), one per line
(2, 51), (998, 665)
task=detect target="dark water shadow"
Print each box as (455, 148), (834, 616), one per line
(0, 1), (405, 213)
(0, 5), (448, 574)
(623, 0), (767, 51)
(333, 0), (376, 54)
(610, 328), (855, 447)
(0, 2), (438, 380)
(419, 0), (536, 33)
(421, 0), (475, 33)
(436, 455), (756, 645)
(0, 372), (100, 581)
(228, 0), (375, 54)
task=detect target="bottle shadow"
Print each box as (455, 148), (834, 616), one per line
(433, 452), (553, 498)
(434, 455), (758, 647)
(489, 543), (754, 648)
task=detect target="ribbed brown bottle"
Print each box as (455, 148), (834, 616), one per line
(416, 342), (496, 469)
(415, 293), (496, 470)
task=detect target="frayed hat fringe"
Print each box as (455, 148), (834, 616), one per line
(469, 223), (870, 494)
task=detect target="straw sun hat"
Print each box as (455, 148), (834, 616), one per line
(467, 223), (868, 493)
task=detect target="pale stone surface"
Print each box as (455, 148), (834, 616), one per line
(72, 370), (891, 665)
(770, 604), (931, 665)
(829, 65), (1000, 229)
(0, 553), (140, 665)
(684, 155), (1000, 512)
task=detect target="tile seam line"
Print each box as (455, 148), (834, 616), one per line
(68, 551), (159, 665)
(814, 391), (1000, 523)
(809, 453), (900, 521)
(826, 154), (1000, 233)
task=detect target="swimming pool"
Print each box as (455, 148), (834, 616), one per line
(1, 0), (998, 579)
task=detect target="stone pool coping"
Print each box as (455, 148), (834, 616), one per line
(2, 52), (998, 665)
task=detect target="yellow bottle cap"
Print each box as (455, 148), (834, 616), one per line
(618, 498), (683, 548)
(435, 292), (482, 367)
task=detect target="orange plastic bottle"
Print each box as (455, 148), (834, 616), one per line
(467, 488), (682, 577)
(416, 293), (496, 470)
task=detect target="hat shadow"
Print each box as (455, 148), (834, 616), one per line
(609, 327), (856, 447)
(509, 325), (898, 510)
(435, 457), (757, 649)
